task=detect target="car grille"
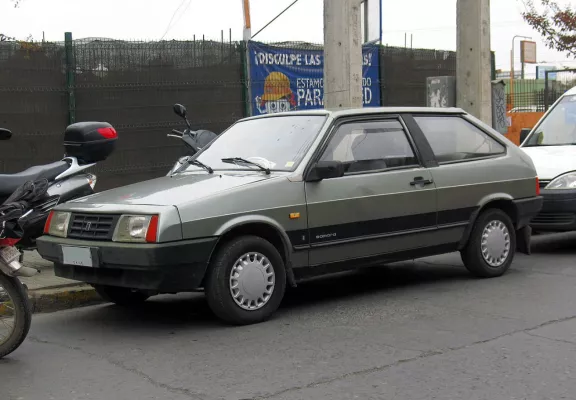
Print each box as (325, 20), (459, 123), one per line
(68, 213), (119, 240)
(531, 212), (576, 226)
(539, 180), (551, 190)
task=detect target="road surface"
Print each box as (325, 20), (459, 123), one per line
(2, 233), (576, 400)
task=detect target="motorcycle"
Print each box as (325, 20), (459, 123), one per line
(167, 104), (218, 175)
(0, 178), (48, 358)
(0, 122), (117, 251)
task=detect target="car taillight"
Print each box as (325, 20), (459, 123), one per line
(44, 210), (54, 234)
(97, 127), (117, 139)
(145, 215), (159, 243)
(536, 177), (540, 196)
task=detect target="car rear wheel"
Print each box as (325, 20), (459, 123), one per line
(205, 235), (286, 325)
(94, 285), (150, 306)
(461, 209), (516, 278)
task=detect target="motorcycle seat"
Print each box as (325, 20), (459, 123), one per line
(0, 161), (69, 197)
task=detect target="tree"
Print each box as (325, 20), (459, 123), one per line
(1, 1), (21, 41)
(522, 0), (576, 58)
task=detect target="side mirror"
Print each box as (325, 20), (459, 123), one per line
(0, 128), (12, 141)
(173, 103), (187, 119)
(306, 161), (345, 182)
(520, 128), (531, 144)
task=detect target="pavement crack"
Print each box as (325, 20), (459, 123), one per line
(524, 331), (576, 346)
(256, 313), (576, 399)
(28, 336), (208, 400)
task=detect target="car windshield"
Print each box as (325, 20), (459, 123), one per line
(523, 94), (576, 147)
(184, 115), (327, 173)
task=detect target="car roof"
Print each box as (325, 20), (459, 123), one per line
(239, 107), (466, 122)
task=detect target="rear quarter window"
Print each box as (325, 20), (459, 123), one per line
(414, 116), (505, 163)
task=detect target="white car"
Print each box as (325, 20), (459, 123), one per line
(520, 86), (576, 231)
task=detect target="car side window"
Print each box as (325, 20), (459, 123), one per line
(320, 119), (419, 174)
(414, 116), (505, 163)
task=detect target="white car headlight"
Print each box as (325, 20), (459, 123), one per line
(112, 215), (159, 243)
(546, 172), (576, 190)
(45, 211), (71, 238)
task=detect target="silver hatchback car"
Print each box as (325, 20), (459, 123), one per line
(38, 107), (542, 325)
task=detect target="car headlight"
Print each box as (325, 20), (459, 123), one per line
(546, 172), (576, 190)
(44, 211), (71, 237)
(112, 215), (159, 243)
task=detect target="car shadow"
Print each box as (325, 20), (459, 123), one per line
(530, 232), (576, 255)
(60, 260), (471, 331)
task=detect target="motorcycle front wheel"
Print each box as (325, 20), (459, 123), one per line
(0, 274), (31, 358)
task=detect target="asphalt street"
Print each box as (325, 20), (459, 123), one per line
(2, 232), (576, 400)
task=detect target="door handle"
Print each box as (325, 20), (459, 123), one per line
(410, 177), (434, 186)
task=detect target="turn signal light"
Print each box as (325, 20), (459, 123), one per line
(44, 210), (54, 234)
(145, 215), (159, 243)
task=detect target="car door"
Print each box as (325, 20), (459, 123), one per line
(304, 116), (439, 267)
(409, 113), (512, 241)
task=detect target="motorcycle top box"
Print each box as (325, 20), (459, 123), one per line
(64, 122), (118, 164)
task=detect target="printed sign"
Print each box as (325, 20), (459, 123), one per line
(248, 42), (381, 116)
(521, 41), (537, 64)
(536, 65), (557, 80)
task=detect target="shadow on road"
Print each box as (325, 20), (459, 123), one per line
(53, 261), (472, 331)
(530, 232), (576, 254)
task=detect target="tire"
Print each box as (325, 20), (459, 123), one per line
(461, 208), (516, 278)
(94, 285), (150, 306)
(0, 274), (32, 359)
(205, 235), (286, 325)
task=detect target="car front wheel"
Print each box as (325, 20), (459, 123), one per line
(205, 235), (286, 325)
(461, 208), (516, 278)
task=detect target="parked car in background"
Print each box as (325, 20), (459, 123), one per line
(37, 107), (542, 325)
(520, 86), (576, 232)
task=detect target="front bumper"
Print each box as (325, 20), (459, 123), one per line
(36, 235), (218, 292)
(530, 189), (576, 231)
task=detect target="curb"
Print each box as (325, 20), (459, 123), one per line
(28, 285), (104, 314)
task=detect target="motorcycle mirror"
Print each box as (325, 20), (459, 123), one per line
(173, 104), (187, 119)
(0, 128), (12, 141)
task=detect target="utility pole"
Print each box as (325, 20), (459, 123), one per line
(456, 0), (492, 125)
(323, 0), (363, 110)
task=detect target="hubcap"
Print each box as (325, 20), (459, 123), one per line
(230, 252), (275, 311)
(481, 220), (511, 267)
(0, 285), (16, 347)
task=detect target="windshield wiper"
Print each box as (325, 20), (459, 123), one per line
(221, 157), (271, 174)
(172, 156), (213, 175)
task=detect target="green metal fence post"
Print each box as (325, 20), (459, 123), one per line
(491, 51), (496, 81)
(64, 32), (76, 125)
(240, 41), (251, 117)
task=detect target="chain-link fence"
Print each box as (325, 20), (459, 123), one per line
(0, 36), (458, 190)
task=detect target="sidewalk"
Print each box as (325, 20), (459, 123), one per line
(19, 251), (103, 313)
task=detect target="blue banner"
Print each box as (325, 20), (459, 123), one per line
(248, 42), (381, 116)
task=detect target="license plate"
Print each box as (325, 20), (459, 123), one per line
(62, 246), (93, 267)
(0, 246), (20, 264)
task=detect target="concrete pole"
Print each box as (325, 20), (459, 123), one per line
(323, 0), (363, 110)
(456, 0), (492, 125)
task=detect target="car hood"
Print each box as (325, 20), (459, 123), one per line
(71, 172), (272, 207)
(521, 146), (576, 179)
